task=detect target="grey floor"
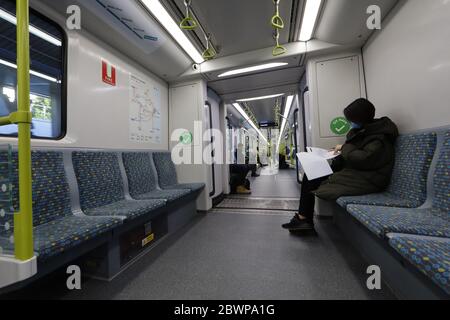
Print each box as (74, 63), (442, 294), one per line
(3, 211), (395, 300)
(2, 170), (395, 300)
(248, 168), (301, 199)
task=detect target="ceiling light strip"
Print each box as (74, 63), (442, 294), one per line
(298, 0), (322, 42)
(236, 93), (285, 103)
(140, 0), (204, 64)
(276, 95), (295, 151)
(233, 103), (268, 144)
(218, 62), (289, 78)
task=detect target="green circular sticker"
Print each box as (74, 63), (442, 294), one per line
(330, 117), (351, 135)
(180, 131), (193, 145)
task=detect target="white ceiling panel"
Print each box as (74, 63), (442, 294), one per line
(315, 0), (399, 45)
(209, 66), (304, 97)
(170, 0), (297, 57)
(35, 0), (193, 80)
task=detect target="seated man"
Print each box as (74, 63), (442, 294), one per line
(230, 164), (256, 194)
(283, 98), (399, 232)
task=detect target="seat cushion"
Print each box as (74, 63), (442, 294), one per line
(389, 235), (450, 295)
(72, 152), (125, 211)
(347, 205), (450, 239)
(35, 216), (122, 262)
(123, 153), (160, 198)
(133, 189), (191, 202)
(153, 152), (179, 188)
(433, 132), (450, 212)
(84, 199), (166, 220)
(164, 183), (206, 192)
(337, 133), (437, 209)
(337, 193), (420, 209)
(385, 133), (437, 204)
(10, 151), (73, 226)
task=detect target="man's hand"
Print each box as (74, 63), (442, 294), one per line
(332, 144), (343, 155)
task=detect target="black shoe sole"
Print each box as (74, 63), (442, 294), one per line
(282, 221), (315, 231)
(290, 229), (318, 236)
(287, 225), (315, 231)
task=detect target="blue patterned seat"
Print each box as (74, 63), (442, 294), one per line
(72, 152), (166, 220)
(347, 206), (449, 238)
(152, 152), (205, 192)
(337, 133), (437, 208)
(0, 151), (122, 262)
(123, 152), (190, 202)
(35, 216), (121, 261)
(347, 132), (450, 239)
(389, 235), (450, 295)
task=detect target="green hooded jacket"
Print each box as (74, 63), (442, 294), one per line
(315, 117), (399, 201)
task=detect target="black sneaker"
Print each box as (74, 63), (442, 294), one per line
(282, 215), (315, 231)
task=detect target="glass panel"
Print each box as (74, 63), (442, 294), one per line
(0, 0), (64, 139)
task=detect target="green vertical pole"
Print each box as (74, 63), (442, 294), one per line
(14, 0), (34, 261)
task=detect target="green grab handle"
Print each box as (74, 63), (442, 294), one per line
(180, 16), (198, 30)
(272, 45), (287, 56)
(202, 47), (216, 60)
(271, 15), (284, 29)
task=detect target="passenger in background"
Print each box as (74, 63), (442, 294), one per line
(279, 142), (290, 170)
(283, 98), (399, 232)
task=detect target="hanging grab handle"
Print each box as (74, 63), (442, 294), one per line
(180, 0), (198, 30)
(202, 33), (216, 60)
(272, 30), (286, 56)
(271, 0), (284, 29)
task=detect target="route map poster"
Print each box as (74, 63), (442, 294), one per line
(129, 74), (161, 144)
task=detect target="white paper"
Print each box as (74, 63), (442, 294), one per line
(297, 153), (333, 180)
(297, 146), (339, 180)
(306, 147), (340, 160)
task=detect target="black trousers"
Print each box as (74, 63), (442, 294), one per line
(298, 174), (330, 222)
(230, 164), (256, 191)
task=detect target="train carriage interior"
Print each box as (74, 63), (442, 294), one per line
(0, 0), (449, 302)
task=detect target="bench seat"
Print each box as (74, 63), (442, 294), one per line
(389, 234), (450, 295)
(347, 205), (450, 239)
(83, 199), (166, 220)
(133, 189), (191, 202)
(122, 152), (193, 202)
(35, 215), (122, 262)
(337, 133), (437, 209)
(337, 194), (419, 209)
(152, 152), (205, 194)
(164, 183), (206, 193)
(73, 152), (168, 221)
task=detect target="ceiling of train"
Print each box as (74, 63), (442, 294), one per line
(34, 0), (398, 127)
(248, 97), (284, 125)
(168, 0), (299, 57)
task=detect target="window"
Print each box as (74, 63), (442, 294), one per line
(0, 0), (65, 139)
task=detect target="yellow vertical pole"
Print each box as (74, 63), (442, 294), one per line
(14, 0), (34, 261)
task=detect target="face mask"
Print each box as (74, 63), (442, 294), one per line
(351, 122), (362, 130)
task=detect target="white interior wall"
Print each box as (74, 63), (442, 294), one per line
(363, 0), (450, 132)
(306, 51), (367, 149)
(169, 80), (212, 211)
(0, 2), (170, 151)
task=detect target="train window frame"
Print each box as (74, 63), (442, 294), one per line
(0, 1), (67, 141)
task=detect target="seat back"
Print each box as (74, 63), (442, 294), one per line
(72, 152), (124, 211)
(153, 152), (178, 188)
(123, 152), (158, 198)
(387, 132), (437, 206)
(12, 151), (72, 226)
(433, 132), (450, 213)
